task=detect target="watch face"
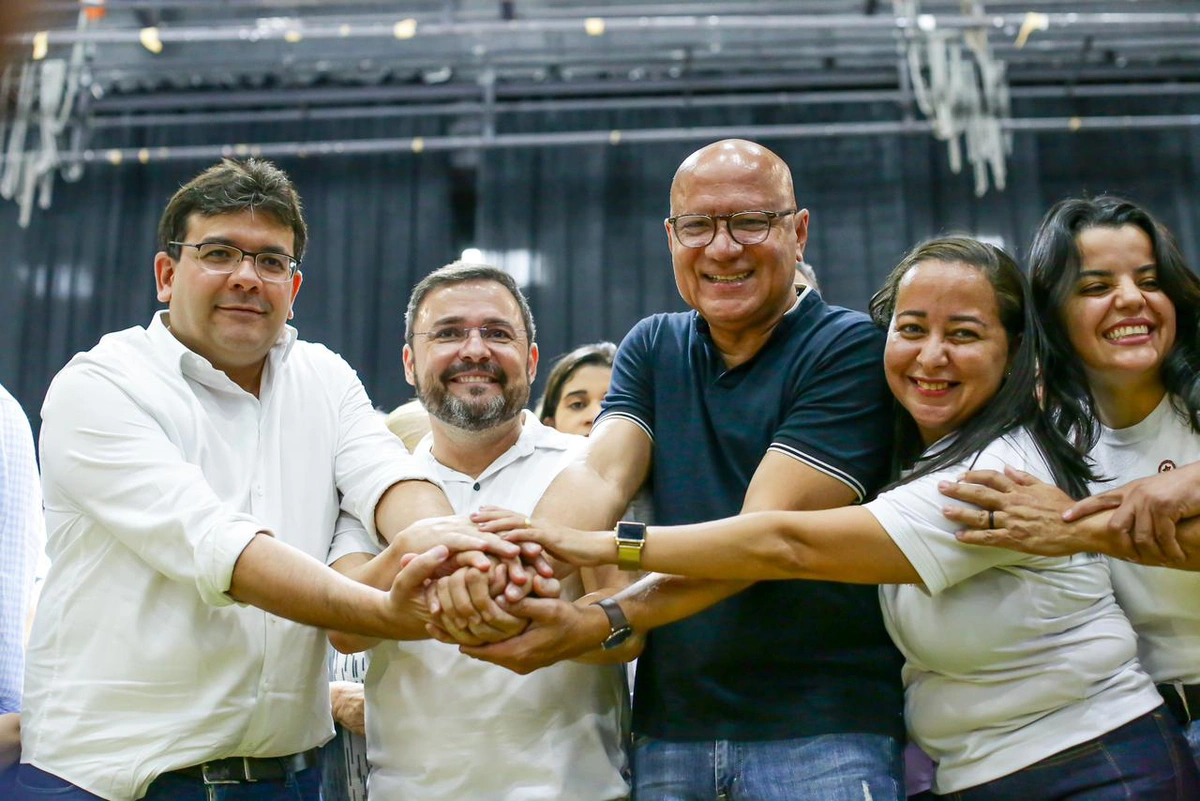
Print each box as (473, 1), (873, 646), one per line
(616, 521), (646, 543)
(602, 625), (633, 651)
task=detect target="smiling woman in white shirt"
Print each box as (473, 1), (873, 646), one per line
(491, 236), (1200, 800)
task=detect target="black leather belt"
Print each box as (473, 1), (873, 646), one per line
(168, 749), (320, 785)
(1157, 682), (1200, 726)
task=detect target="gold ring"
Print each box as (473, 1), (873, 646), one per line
(524, 517), (532, 528)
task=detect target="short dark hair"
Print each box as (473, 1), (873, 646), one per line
(1030, 195), (1200, 447)
(869, 235), (1095, 497)
(158, 159), (307, 261)
(536, 341), (617, 420)
(404, 262), (536, 348)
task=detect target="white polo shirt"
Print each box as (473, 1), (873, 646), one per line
(343, 412), (630, 801)
(23, 312), (433, 801)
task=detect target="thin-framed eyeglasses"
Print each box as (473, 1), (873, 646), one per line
(411, 325), (525, 347)
(666, 209), (797, 248)
(171, 241), (300, 283)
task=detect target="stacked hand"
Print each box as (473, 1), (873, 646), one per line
(384, 509), (624, 669)
(386, 510), (564, 647)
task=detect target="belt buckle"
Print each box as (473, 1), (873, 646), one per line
(200, 762), (241, 786)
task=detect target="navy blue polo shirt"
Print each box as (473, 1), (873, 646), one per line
(600, 288), (904, 741)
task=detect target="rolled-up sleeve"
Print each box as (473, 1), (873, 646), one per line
(330, 360), (440, 542)
(40, 365), (262, 607)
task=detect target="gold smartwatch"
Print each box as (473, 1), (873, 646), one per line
(614, 520), (646, 571)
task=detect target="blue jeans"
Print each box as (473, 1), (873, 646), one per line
(15, 763), (321, 801)
(1186, 720), (1200, 771)
(938, 707), (1200, 800)
(631, 732), (903, 801)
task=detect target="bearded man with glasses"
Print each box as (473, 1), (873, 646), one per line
(460, 139), (905, 800)
(16, 159), (505, 801)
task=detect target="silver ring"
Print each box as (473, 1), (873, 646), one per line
(988, 510), (995, 529)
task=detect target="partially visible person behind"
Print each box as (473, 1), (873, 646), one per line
(536, 342), (617, 437)
(385, 399), (432, 450)
(324, 403), (432, 801)
(328, 263), (629, 801)
(795, 259), (820, 293)
(0, 381), (43, 791)
(16, 159), (496, 801)
(499, 236), (1200, 800)
(940, 196), (1200, 768)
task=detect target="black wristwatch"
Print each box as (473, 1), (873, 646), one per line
(594, 597), (633, 650)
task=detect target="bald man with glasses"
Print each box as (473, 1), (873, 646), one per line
(457, 139), (906, 800)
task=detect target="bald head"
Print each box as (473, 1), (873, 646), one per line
(670, 139), (795, 214)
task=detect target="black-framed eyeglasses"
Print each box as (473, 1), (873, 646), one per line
(171, 241), (300, 283)
(411, 325), (525, 347)
(665, 209), (797, 248)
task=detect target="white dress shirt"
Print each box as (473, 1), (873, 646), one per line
(0, 381), (44, 714)
(22, 312), (432, 801)
(337, 413), (630, 801)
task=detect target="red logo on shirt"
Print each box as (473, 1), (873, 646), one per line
(1159, 460), (1177, 472)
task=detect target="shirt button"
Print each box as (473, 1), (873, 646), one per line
(473, 482), (481, 491)
(255, 484), (264, 496)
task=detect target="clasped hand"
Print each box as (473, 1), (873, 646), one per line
(410, 509), (563, 647)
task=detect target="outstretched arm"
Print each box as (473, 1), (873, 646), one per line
(1064, 461), (1200, 563)
(941, 466), (1200, 570)
(461, 455), (916, 673)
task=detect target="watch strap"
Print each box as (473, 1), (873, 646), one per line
(594, 598), (633, 650)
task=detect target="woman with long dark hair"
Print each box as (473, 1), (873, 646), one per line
(482, 236), (1198, 799)
(941, 197), (1200, 772)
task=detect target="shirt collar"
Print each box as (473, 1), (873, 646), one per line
(147, 310), (299, 391)
(419, 410), (577, 485)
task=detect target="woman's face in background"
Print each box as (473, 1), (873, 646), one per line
(546, 363), (612, 436)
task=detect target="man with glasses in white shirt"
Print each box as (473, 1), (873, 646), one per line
(16, 160), (505, 801)
(327, 262), (629, 801)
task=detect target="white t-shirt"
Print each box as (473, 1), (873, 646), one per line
(1092, 395), (1200, 685)
(866, 429), (1160, 794)
(339, 412), (630, 801)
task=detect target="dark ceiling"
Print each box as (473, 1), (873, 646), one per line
(2, 1), (1199, 219)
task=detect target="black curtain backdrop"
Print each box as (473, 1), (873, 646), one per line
(3, 97), (1199, 433)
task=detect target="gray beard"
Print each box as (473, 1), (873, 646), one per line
(416, 373), (529, 432)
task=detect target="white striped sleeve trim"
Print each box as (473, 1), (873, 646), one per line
(594, 410), (654, 443)
(768, 442), (866, 502)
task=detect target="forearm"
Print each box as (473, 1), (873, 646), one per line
(1092, 512), (1200, 570)
(229, 534), (427, 639)
(638, 512), (818, 580)
(613, 573), (751, 632)
(326, 553), (389, 652)
(0, 712), (18, 771)
(572, 631), (646, 664)
(535, 463), (632, 531)
(374, 479), (454, 544)
(572, 506), (910, 584)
